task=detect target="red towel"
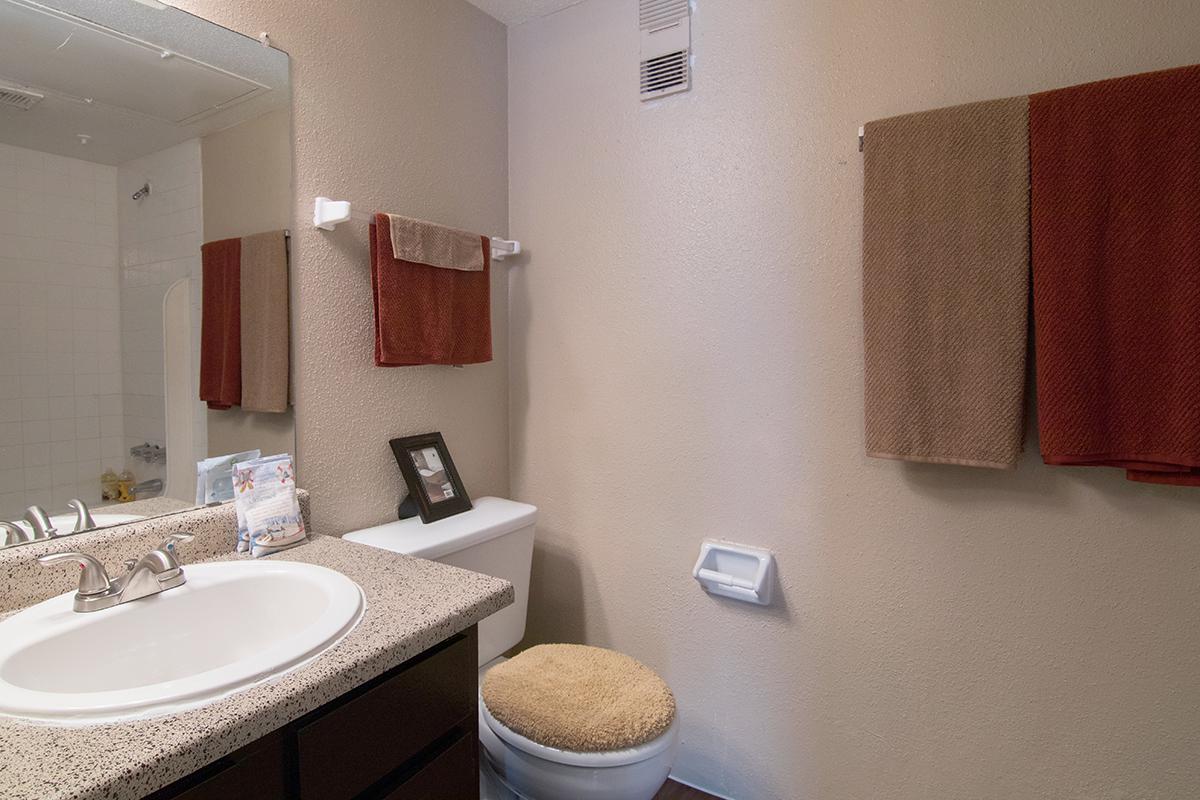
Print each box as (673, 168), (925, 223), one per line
(199, 237), (241, 409)
(1031, 64), (1200, 484)
(370, 215), (492, 366)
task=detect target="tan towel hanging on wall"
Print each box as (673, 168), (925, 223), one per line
(862, 96), (1030, 468)
(239, 230), (291, 413)
(385, 213), (486, 272)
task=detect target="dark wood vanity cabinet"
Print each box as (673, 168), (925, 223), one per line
(147, 626), (479, 800)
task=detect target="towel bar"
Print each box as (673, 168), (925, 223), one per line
(312, 197), (521, 260)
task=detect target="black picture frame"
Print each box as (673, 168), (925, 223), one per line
(388, 432), (473, 523)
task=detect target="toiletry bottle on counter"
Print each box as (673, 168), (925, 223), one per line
(117, 469), (135, 503)
(101, 468), (119, 501)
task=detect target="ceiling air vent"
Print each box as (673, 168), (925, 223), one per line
(639, 0), (690, 100)
(0, 82), (44, 111)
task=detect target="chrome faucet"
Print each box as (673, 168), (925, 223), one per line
(67, 498), (97, 533)
(23, 506), (57, 539)
(0, 521), (31, 547)
(36, 533), (195, 613)
(130, 478), (163, 497)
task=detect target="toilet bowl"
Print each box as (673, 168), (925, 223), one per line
(344, 498), (678, 800)
(477, 658), (679, 800)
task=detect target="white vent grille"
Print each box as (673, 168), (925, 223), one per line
(640, 50), (689, 97)
(639, 0), (691, 100)
(0, 83), (44, 111)
(640, 0), (689, 31)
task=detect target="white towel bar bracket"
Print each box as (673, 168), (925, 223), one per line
(491, 238), (521, 260)
(312, 197), (521, 260)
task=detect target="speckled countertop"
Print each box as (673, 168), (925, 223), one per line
(0, 534), (513, 800)
(95, 496), (197, 518)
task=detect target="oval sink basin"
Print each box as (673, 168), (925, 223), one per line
(0, 560), (364, 724)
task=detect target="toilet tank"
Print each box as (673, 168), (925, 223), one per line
(342, 497), (536, 666)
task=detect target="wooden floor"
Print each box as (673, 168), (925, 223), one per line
(655, 779), (721, 799)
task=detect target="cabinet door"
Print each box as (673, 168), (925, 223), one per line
(296, 629), (477, 800)
(377, 732), (478, 800)
(145, 731), (287, 800)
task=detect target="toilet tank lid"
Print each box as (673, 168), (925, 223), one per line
(342, 497), (537, 560)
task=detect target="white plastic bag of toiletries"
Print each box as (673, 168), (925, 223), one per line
(232, 453), (306, 557)
(196, 449), (261, 505)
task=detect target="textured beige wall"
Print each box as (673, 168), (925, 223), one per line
(201, 108), (296, 459)
(509, 2), (1200, 798)
(175, 0), (510, 532)
(201, 109), (292, 242)
(202, 108), (294, 241)
(205, 405), (295, 462)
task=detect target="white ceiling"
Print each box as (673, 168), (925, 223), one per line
(0, 0), (288, 165)
(465, 0), (584, 26)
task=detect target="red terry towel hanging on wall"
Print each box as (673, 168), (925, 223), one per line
(1031, 63), (1200, 484)
(369, 213), (492, 367)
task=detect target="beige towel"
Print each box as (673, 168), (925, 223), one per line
(239, 230), (290, 413)
(862, 97), (1030, 468)
(386, 213), (485, 272)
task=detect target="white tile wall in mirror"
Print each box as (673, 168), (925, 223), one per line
(0, 0), (293, 545)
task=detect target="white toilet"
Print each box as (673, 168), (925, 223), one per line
(343, 497), (678, 800)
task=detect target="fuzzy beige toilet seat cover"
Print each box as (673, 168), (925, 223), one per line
(481, 643), (676, 752)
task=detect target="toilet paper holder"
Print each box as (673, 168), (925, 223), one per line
(692, 539), (774, 605)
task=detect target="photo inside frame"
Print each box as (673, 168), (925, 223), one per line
(411, 446), (455, 503)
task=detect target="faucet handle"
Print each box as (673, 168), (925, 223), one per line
(24, 506), (57, 539)
(67, 499), (96, 533)
(156, 532), (194, 570)
(1, 521), (31, 547)
(160, 532), (194, 552)
(36, 552), (112, 596)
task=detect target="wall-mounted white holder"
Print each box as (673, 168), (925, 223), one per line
(693, 539), (774, 605)
(312, 196), (521, 259)
(313, 197), (355, 230)
(490, 238), (520, 261)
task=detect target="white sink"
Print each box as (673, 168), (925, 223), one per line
(0, 560), (365, 724)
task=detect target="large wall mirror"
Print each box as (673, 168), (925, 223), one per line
(0, 0), (293, 547)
